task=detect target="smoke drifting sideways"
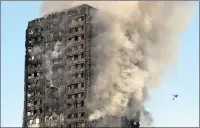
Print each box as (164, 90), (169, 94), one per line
(40, 1), (196, 127)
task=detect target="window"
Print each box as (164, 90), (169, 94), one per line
(27, 112), (31, 116)
(75, 27), (78, 32)
(68, 114), (71, 119)
(75, 36), (78, 41)
(78, 83), (81, 88)
(31, 56), (35, 60)
(78, 93), (82, 98)
(46, 43), (50, 48)
(75, 74), (78, 78)
(68, 86), (71, 90)
(36, 118), (40, 124)
(27, 93), (31, 97)
(81, 112), (84, 117)
(77, 17), (81, 22)
(29, 30), (33, 34)
(74, 84), (78, 89)
(78, 73), (83, 78)
(81, 63), (84, 68)
(29, 120), (33, 124)
(74, 113), (77, 118)
(59, 32), (62, 36)
(28, 103), (32, 107)
(75, 94), (78, 98)
(34, 100), (37, 105)
(34, 71), (37, 77)
(81, 35), (84, 40)
(39, 99), (42, 105)
(81, 17), (84, 21)
(81, 83), (84, 88)
(75, 64), (78, 69)
(74, 55), (78, 60)
(28, 47), (32, 52)
(33, 109), (37, 114)
(71, 56), (74, 61)
(40, 108), (43, 113)
(81, 101), (84, 107)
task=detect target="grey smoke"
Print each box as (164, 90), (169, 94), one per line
(40, 1), (196, 127)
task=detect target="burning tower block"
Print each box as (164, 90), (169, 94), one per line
(23, 4), (140, 128)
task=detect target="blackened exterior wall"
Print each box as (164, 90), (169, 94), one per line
(23, 4), (140, 128)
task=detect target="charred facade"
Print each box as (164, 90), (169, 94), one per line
(23, 4), (140, 128)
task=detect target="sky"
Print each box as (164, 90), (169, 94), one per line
(1, 1), (199, 127)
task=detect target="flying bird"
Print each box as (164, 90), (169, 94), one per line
(172, 94), (178, 100)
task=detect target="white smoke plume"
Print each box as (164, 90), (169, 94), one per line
(40, 1), (196, 127)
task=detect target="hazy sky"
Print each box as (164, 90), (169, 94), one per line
(1, 1), (199, 127)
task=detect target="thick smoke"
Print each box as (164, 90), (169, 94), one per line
(40, 1), (196, 127)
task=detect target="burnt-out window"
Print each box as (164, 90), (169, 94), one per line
(81, 53), (84, 59)
(68, 124), (71, 128)
(81, 112), (84, 117)
(68, 38), (71, 41)
(81, 82), (84, 87)
(78, 26), (84, 32)
(34, 71), (37, 77)
(75, 74), (78, 78)
(74, 113), (78, 118)
(75, 36), (78, 41)
(81, 35), (84, 40)
(68, 86), (71, 90)
(81, 63), (84, 68)
(75, 93), (78, 98)
(74, 84), (78, 89)
(34, 100), (37, 105)
(33, 109), (37, 114)
(40, 108), (43, 113)
(75, 64), (78, 69)
(74, 55), (78, 60)
(68, 114), (71, 119)
(81, 101), (84, 107)
(81, 17), (84, 21)
(75, 27), (78, 32)
(39, 99), (42, 105)
(81, 44), (84, 49)
(67, 103), (71, 108)
(68, 95), (72, 99)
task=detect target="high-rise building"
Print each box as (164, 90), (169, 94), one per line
(23, 4), (140, 128)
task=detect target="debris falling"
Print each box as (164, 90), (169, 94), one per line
(40, 1), (196, 127)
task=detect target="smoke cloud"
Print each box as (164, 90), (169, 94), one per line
(40, 1), (196, 127)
